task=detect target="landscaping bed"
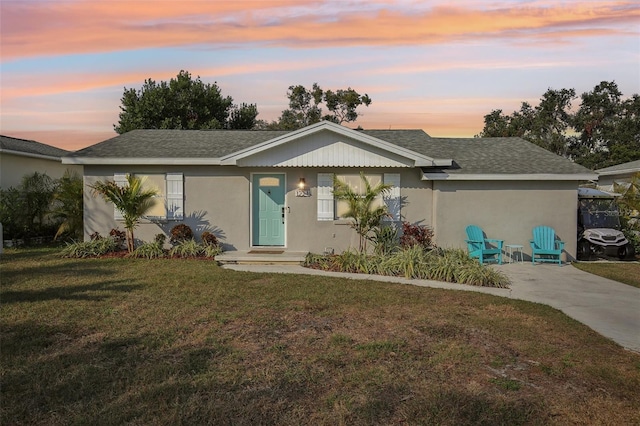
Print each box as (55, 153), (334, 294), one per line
(304, 246), (510, 288)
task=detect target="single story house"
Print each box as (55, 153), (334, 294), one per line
(63, 121), (596, 260)
(595, 160), (640, 192)
(0, 135), (82, 189)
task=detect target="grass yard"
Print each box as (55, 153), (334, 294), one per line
(2, 248), (640, 425)
(573, 262), (640, 288)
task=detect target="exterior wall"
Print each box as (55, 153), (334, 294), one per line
(0, 152), (82, 189)
(596, 172), (636, 192)
(432, 180), (579, 261)
(83, 165), (579, 260)
(82, 166), (432, 254)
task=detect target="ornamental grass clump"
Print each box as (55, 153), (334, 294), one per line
(379, 245), (429, 278)
(60, 238), (119, 258)
(304, 246), (509, 288)
(130, 241), (166, 259)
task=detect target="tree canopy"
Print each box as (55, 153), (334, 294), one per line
(261, 83), (372, 130)
(114, 70), (258, 133)
(477, 81), (640, 169)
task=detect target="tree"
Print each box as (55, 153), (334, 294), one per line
(114, 70), (258, 133)
(332, 172), (391, 252)
(89, 175), (158, 252)
(571, 82), (640, 169)
(21, 172), (57, 236)
(477, 88), (575, 157)
(52, 170), (84, 241)
(477, 81), (640, 168)
(270, 83), (371, 130)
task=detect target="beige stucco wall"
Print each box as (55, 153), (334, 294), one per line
(0, 152), (82, 189)
(83, 166), (433, 253)
(432, 180), (579, 261)
(83, 166), (579, 259)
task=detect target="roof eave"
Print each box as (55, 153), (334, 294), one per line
(422, 173), (598, 181)
(62, 157), (222, 165)
(1, 148), (63, 162)
(596, 168), (640, 176)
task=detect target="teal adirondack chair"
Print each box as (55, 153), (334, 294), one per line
(530, 226), (565, 265)
(465, 225), (503, 265)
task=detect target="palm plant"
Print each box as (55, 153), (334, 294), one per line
(52, 170), (84, 241)
(89, 174), (158, 252)
(333, 172), (391, 252)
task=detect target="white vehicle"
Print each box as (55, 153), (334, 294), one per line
(577, 188), (635, 260)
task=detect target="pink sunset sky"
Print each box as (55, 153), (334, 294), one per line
(1, 0), (639, 151)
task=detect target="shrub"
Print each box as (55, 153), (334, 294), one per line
(371, 224), (399, 256)
(201, 231), (219, 247)
(170, 224), (193, 244)
(304, 246), (510, 288)
(400, 222), (434, 250)
(379, 245), (428, 278)
(109, 228), (127, 250)
(169, 239), (201, 258)
(154, 233), (167, 245)
(202, 243), (223, 258)
(60, 238), (119, 258)
(130, 241), (166, 259)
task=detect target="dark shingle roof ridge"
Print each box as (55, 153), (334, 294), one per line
(0, 134), (70, 158)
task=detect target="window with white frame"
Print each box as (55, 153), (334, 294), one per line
(113, 173), (184, 221)
(317, 173), (400, 221)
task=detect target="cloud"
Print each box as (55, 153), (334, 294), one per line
(1, 1), (637, 61)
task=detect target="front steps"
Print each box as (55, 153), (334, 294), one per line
(216, 250), (308, 265)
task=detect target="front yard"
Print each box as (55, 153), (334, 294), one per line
(2, 248), (639, 425)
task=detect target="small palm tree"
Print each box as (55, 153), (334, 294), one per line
(90, 174), (158, 252)
(333, 172), (392, 252)
(52, 170), (84, 241)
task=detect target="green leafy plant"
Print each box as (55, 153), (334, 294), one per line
(304, 247), (509, 288)
(169, 239), (201, 258)
(130, 241), (166, 259)
(60, 238), (119, 258)
(371, 224), (399, 256)
(333, 172), (391, 252)
(89, 174), (158, 252)
(51, 170), (84, 241)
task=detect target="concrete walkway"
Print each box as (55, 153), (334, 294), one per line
(221, 262), (640, 353)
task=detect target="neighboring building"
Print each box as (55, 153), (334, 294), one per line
(0, 135), (82, 188)
(63, 121), (595, 260)
(595, 160), (640, 192)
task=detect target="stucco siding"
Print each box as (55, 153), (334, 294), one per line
(432, 180), (578, 261)
(82, 166), (433, 254)
(0, 152), (81, 189)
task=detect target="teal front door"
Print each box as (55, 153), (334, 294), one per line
(252, 174), (285, 246)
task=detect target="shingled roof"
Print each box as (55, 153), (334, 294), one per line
(63, 124), (593, 177)
(595, 160), (640, 175)
(0, 135), (69, 159)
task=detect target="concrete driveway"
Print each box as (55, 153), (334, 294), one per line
(222, 262), (640, 353)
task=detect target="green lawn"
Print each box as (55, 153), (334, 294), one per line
(573, 262), (640, 288)
(2, 247), (639, 425)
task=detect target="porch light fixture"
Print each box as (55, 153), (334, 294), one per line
(296, 177), (311, 197)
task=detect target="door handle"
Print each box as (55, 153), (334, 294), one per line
(281, 207), (285, 223)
